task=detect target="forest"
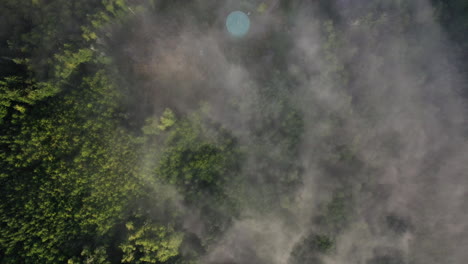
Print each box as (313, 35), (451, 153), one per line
(1, 0), (468, 263)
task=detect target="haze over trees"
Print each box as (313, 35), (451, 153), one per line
(1, 0), (467, 263)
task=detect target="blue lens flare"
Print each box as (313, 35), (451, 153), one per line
(226, 11), (250, 37)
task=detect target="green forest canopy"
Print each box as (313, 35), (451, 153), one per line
(1, 0), (467, 263)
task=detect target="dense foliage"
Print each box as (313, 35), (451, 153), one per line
(1, 0), (467, 263)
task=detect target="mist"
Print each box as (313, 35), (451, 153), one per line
(1, 0), (466, 263)
(101, 0), (468, 263)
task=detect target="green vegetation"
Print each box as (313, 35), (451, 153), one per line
(0, 0), (467, 263)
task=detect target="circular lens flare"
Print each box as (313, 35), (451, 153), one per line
(226, 11), (250, 37)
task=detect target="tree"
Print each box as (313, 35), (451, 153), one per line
(120, 221), (183, 264)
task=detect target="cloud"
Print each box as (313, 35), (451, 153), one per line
(110, 0), (467, 263)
